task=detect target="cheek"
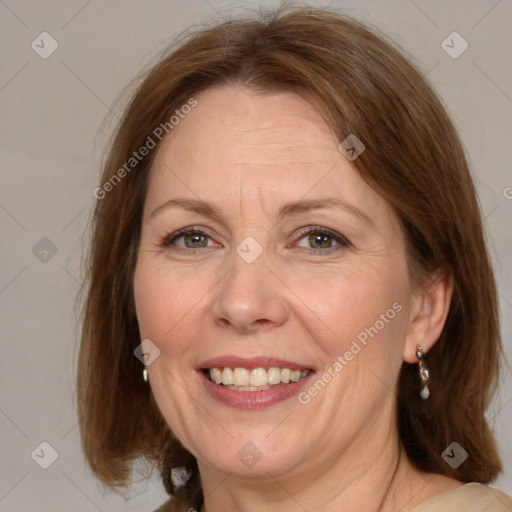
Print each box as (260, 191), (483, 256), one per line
(133, 258), (215, 359)
(287, 257), (409, 360)
(134, 264), (166, 341)
(133, 261), (182, 351)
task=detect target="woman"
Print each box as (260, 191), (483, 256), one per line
(78, 6), (512, 511)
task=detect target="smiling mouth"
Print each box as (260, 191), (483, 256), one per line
(203, 367), (311, 391)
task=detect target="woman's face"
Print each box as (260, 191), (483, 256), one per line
(134, 86), (414, 479)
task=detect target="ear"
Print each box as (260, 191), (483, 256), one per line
(403, 270), (453, 363)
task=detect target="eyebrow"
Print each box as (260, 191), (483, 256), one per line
(150, 197), (376, 230)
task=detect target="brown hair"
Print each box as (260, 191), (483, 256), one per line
(78, 5), (504, 508)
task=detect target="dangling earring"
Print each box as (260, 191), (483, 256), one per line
(142, 368), (148, 383)
(416, 345), (430, 399)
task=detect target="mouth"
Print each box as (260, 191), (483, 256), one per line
(197, 356), (315, 408)
(202, 366), (311, 391)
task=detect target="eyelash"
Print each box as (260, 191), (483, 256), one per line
(292, 226), (350, 253)
(160, 225), (350, 255)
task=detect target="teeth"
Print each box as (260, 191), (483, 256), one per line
(249, 368), (267, 387)
(267, 367), (281, 385)
(234, 368), (249, 386)
(227, 384), (271, 391)
(210, 368), (222, 384)
(221, 368), (234, 385)
(206, 367), (310, 389)
(290, 370), (301, 382)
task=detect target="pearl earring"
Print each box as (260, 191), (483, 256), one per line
(416, 345), (430, 400)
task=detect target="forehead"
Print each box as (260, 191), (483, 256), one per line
(145, 85), (391, 227)
(159, 86), (337, 162)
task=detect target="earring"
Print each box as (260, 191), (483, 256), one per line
(142, 368), (148, 383)
(416, 345), (430, 400)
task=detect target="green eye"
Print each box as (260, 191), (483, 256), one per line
(308, 233), (334, 249)
(295, 227), (350, 252)
(183, 233), (209, 248)
(161, 227), (216, 250)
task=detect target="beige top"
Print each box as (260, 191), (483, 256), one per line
(154, 483), (512, 511)
(409, 482), (512, 511)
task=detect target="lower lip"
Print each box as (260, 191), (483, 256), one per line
(198, 370), (315, 409)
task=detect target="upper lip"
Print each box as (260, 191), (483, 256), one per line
(198, 356), (313, 371)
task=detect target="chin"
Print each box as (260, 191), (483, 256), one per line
(193, 430), (310, 479)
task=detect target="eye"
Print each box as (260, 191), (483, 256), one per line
(180, 232), (209, 248)
(160, 227), (218, 250)
(159, 225), (349, 254)
(294, 226), (350, 253)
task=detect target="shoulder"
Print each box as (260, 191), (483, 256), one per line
(410, 482), (512, 511)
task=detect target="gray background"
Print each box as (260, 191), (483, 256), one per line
(0, 0), (511, 510)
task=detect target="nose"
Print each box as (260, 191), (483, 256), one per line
(211, 249), (289, 334)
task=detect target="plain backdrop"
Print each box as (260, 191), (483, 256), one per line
(0, 0), (511, 510)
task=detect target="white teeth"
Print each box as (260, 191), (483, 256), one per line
(267, 367), (281, 385)
(227, 384), (271, 391)
(290, 370), (301, 382)
(221, 368), (234, 385)
(233, 367), (249, 386)
(206, 366), (310, 389)
(249, 368), (267, 387)
(211, 368), (222, 384)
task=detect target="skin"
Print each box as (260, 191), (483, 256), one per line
(133, 86), (461, 511)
